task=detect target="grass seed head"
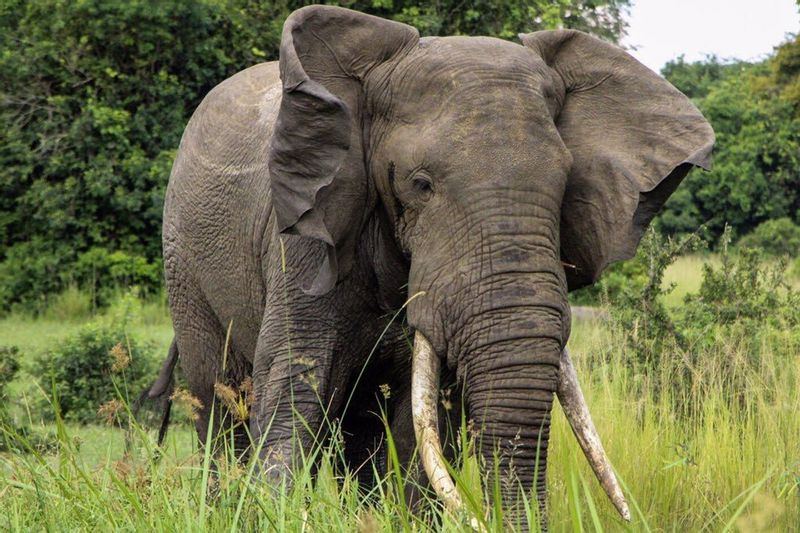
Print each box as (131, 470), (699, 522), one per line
(170, 387), (203, 421)
(97, 398), (124, 425)
(379, 383), (391, 400)
(214, 380), (251, 422)
(109, 342), (130, 372)
(214, 382), (237, 408)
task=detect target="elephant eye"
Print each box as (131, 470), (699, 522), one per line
(411, 174), (433, 195)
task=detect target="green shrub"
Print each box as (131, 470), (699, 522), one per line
(32, 320), (156, 423)
(684, 245), (798, 330)
(0, 345), (20, 414)
(738, 217), (800, 256)
(606, 229), (704, 370)
(72, 247), (163, 307)
(609, 225), (800, 409)
(0, 345), (22, 450)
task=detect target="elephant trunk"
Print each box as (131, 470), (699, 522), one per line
(412, 270), (630, 526)
(412, 321), (559, 529)
(416, 262), (567, 527)
(462, 302), (562, 527)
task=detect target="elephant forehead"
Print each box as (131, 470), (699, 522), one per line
(379, 36), (554, 119)
(366, 36), (570, 188)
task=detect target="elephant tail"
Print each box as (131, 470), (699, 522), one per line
(133, 338), (179, 448)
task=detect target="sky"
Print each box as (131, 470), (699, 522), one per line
(623, 0), (800, 73)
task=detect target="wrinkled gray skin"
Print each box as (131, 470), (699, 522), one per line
(159, 5), (713, 527)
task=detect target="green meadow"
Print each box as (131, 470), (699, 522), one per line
(0, 254), (797, 531)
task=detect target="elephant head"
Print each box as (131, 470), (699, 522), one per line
(269, 5), (714, 524)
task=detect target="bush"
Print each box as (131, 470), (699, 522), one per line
(738, 217), (800, 257)
(685, 245), (798, 330)
(608, 225), (800, 409)
(72, 247), (163, 307)
(0, 345), (22, 450)
(32, 319), (156, 423)
(0, 345), (20, 414)
(606, 229), (704, 370)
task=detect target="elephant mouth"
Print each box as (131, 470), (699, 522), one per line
(410, 330), (631, 522)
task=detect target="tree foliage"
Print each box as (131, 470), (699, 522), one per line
(0, 0), (631, 310)
(341, 0), (631, 41)
(0, 0), (288, 310)
(658, 35), (800, 241)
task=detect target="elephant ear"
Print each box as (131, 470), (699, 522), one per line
(269, 6), (418, 295)
(520, 30), (715, 290)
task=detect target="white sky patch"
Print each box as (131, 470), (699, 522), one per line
(623, 0), (799, 74)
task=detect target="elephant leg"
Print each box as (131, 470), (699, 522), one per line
(340, 403), (388, 488)
(177, 313), (252, 463)
(249, 297), (339, 484)
(167, 267), (250, 461)
(338, 325), (407, 488)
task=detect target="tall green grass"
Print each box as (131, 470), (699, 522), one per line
(1, 276), (798, 531)
(549, 318), (799, 531)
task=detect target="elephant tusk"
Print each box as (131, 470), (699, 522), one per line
(411, 331), (464, 514)
(556, 347), (631, 521)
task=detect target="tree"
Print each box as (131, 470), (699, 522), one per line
(0, 0), (283, 309)
(657, 36), (800, 242)
(342, 0), (630, 42)
(0, 0), (632, 310)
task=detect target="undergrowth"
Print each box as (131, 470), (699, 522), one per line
(0, 236), (798, 530)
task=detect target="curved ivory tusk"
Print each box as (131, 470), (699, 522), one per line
(557, 347), (631, 521)
(411, 331), (464, 513)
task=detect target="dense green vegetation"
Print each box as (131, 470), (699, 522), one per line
(1, 0), (798, 310)
(0, 0), (632, 311)
(0, 0), (285, 310)
(0, 250), (798, 530)
(658, 35), (800, 241)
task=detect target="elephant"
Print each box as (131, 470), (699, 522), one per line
(149, 4), (714, 529)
